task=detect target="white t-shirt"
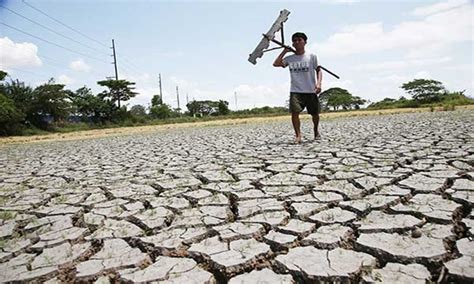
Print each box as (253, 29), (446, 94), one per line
(282, 53), (318, 93)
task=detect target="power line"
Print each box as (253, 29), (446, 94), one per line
(111, 42), (148, 80)
(22, 0), (109, 49)
(38, 55), (66, 66)
(118, 61), (151, 81)
(1, 5), (109, 56)
(108, 48), (149, 76)
(118, 66), (136, 78)
(37, 58), (67, 70)
(20, 0), (150, 79)
(1, 22), (109, 64)
(4, 67), (47, 78)
(38, 56), (107, 78)
(120, 57), (146, 74)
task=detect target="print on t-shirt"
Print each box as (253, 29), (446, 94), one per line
(289, 61), (309, 73)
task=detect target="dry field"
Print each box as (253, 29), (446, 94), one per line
(0, 108), (473, 282)
(2, 105), (473, 146)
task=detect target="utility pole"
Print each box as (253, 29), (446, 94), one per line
(112, 39), (118, 81)
(234, 91), (237, 110)
(158, 73), (163, 104)
(111, 39), (120, 107)
(176, 86), (180, 110)
(186, 93), (189, 104)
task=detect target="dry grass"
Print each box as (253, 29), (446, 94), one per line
(1, 105), (473, 146)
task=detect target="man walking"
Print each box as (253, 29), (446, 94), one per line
(273, 32), (322, 143)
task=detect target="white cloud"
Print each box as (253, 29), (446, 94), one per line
(158, 51), (185, 58)
(0, 37), (42, 70)
(369, 74), (408, 85)
(127, 87), (159, 108)
(69, 59), (91, 72)
(320, 0), (359, 4)
(324, 78), (354, 90)
(352, 56), (452, 71)
(170, 76), (194, 91)
(313, 2), (472, 57)
(315, 22), (385, 56)
(362, 70), (438, 102)
(413, 71), (432, 79)
(233, 82), (289, 109)
(412, 0), (469, 17)
(57, 75), (73, 85)
(126, 75), (197, 109)
(119, 70), (153, 86)
(129, 78), (291, 110)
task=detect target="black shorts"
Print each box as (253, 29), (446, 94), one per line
(289, 92), (320, 115)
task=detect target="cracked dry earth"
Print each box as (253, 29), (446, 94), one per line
(1, 110), (473, 283)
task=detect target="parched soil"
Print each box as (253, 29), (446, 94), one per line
(0, 109), (473, 283)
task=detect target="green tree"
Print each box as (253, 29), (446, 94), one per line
(3, 79), (34, 119)
(0, 94), (24, 135)
(186, 100), (206, 116)
(130, 105), (147, 117)
(186, 100), (230, 116)
(0, 71), (24, 135)
(217, 100), (230, 115)
(350, 96), (367, 109)
(151, 94), (162, 106)
(71, 86), (115, 123)
(323, 88), (354, 111)
(28, 79), (71, 128)
(150, 103), (173, 119)
(319, 90), (331, 111)
(97, 79), (138, 108)
(368, 98), (396, 109)
(401, 79), (445, 103)
(0, 71), (7, 81)
(186, 100), (201, 116)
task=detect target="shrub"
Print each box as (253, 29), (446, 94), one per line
(442, 104), (455, 111)
(0, 93), (24, 135)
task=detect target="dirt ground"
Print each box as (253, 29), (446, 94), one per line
(1, 109), (472, 282)
(1, 105), (473, 146)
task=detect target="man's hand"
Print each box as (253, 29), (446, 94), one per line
(315, 83), (322, 95)
(273, 47), (291, 67)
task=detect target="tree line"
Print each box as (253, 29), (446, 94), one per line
(1, 70), (139, 135)
(367, 79), (472, 109)
(0, 70), (269, 136)
(1, 70), (471, 136)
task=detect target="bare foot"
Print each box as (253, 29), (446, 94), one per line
(314, 133), (321, 140)
(295, 135), (302, 144)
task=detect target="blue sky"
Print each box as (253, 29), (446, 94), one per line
(1, 0), (472, 110)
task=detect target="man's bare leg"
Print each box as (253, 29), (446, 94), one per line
(312, 114), (321, 139)
(291, 112), (302, 143)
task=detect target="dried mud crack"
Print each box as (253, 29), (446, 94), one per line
(1, 110), (473, 283)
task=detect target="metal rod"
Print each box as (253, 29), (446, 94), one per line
(262, 34), (340, 79)
(263, 46), (284, 53)
(271, 38), (296, 52)
(318, 66), (340, 79)
(263, 34), (296, 52)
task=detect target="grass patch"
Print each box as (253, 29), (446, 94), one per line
(0, 211), (16, 220)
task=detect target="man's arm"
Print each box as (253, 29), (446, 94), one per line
(315, 67), (322, 94)
(273, 48), (291, 67)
